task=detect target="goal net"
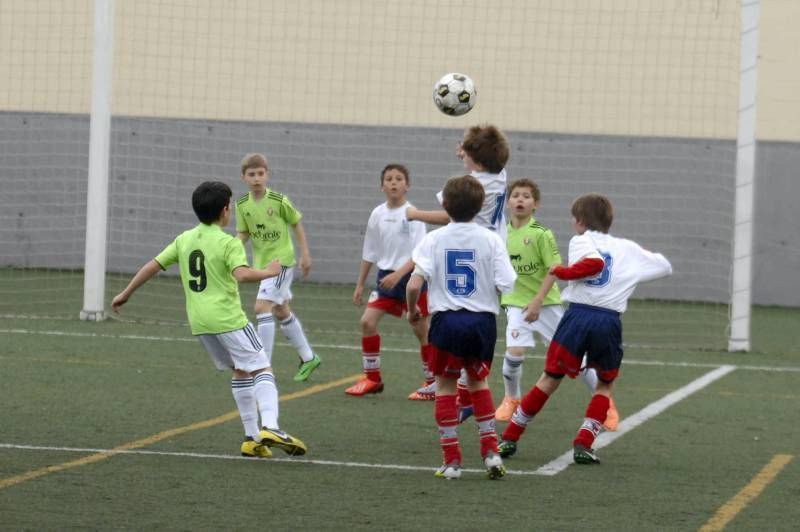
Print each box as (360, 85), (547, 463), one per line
(0, 0), (741, 350)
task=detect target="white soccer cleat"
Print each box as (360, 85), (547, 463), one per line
(484, 452), (506, 480)
(434, 462), (462, 480)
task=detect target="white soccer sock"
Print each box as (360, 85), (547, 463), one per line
(231, 377), (259, 438)
(581, 367), (599, 394)
(502, 352), (525, 398)
(257, 313), (275, 366)
(253, 371), (279, 429)
(280, 313), (314, 363)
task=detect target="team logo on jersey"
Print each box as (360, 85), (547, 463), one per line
(523, 237), (530, 245)
(509, 253), (522, 262)
(511, 329), (520, 339)
(267, 207), (274, 216)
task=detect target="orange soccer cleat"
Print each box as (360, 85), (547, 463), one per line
(603, 397), (620, 431)
(345, 378), (385, 396)
(407, 381), (436, 401)
(495, 397), (521, 422)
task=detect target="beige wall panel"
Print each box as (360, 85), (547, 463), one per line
(1, 1), (797, 140)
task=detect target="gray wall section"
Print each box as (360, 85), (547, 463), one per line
(1, 112), (797, 306)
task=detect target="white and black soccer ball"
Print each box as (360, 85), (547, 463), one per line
(432, 73), (477, 116)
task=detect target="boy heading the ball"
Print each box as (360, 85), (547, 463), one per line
(111, 181), (307, 458)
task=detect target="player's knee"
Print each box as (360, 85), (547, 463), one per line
(254, 300), (273, 314)
(360, 315), (378, 335)
(272, 304), (291, 320)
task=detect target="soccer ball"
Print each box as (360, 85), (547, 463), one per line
(432, 73), (477, 116)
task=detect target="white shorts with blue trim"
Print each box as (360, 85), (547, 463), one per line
(257, 266), (294, 305)
(198, 323), (270, 372)
(505, 304), (564, 349)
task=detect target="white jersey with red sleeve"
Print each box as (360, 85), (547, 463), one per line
(436, 168), (508, 240)
(412, 222), (516, 314)
(560, 230), (673, 313)
(362, 201), (427, 271)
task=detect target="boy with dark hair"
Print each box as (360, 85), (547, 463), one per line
(236, 154), (321, 382)
(407, 175), (517, 480)
(111, 181), (307, 458)
(346, 163), (435, 399)
(406, 124), (511, 420)
(498, 193), (672, 464)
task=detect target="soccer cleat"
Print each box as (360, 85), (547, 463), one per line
(603, 397), (620, 432)
(497, 439), (518, 458)
(457, 405), (473, 424)
(240, 437), (272, 458)
(407, 381), (436, 401)
(484, 452), (507, 479)
(344, 378), (384, 396)
(293, 354), (322, 382)
(495, 396), (521, 422)
(258, 427), (307, 456)
(573, 444), (600, 464)
(434, 462), (462, 480)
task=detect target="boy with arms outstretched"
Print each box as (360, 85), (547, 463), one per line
(407, 175), (517, 480)
(407, 124), (510, 419)
(111, 181), (307, 458)
(346, 164), (436, 399)
(498, 193), (672, 464)
(236, 153), (321, 382)
(497, 179), (619, 430)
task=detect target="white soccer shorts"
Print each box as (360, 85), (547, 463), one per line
(505, 304), (565, 348)
(257, 266), (294, 305)
(198, 323), (270, 372)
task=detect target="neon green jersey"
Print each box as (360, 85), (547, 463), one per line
(501, 217), (563, 308)
(235, 189), (302, 268)
(154, 223), (249, 335)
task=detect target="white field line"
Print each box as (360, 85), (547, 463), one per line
(535, 365), (738, 476)
(0, 443), (543, 477)
(1, 328), (799, 372)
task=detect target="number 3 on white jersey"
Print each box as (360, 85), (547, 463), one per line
(445, 249), (476, 297)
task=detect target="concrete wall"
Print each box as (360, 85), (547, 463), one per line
(3, 111), (797, 306)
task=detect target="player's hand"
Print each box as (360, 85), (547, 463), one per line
(265, 259), (282, 278)
(353, 285), (364, 306)
(523, 300), (542, 323)
(110, 292), (128, 313)
(378, 272), (401, 290)
(407, 307), (422, 324)
(405, 206), (418, 222)
(299, 253), (312, 278)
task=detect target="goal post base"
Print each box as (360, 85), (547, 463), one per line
(79, 310), (107, 322)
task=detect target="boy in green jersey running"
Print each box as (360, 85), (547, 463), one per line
(496, 179), (618, 431)
(111, 181), (307, 458)
(236, 153), (321, 382)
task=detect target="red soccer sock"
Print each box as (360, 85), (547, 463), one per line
(361, 334), (382, 382)
(502, 386), (550, 442)
(471, 388), (499, 457)
(457, 380), (472, 408)
(573, 394), (610, 449)
(435, 394), (461, 464)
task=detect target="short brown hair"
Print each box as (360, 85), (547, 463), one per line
(442, 175), (485, 222)
(380, 163), (410, 185)
(508, 178), (540, 201)
(240, 153), (268, 175)
(462, 124), (509, 174)
(571, 193), (614, 233)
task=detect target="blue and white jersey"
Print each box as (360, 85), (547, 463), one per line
(561, 230), (673, 313)
(437, 168), (508, 241)
(362, 201), (427, 271)
(412, 222), (516, 315)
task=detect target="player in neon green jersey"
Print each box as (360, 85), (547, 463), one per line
(496, 179), (618, 431)
(236, 153), (321, 382)
(111, 181), (307, 458)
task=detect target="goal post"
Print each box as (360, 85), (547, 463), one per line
(80, 0), (115, 322)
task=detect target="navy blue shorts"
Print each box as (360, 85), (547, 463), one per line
(545, 303), (623, 382)
(428, 310), (497, 379)
(375, 269), (427, 301)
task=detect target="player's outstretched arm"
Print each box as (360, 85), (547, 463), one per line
(406, 206), (450, 226)
(291, 222), (312, 278)
(111, 259), (162, 313)
(232, 259), (282, 283)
